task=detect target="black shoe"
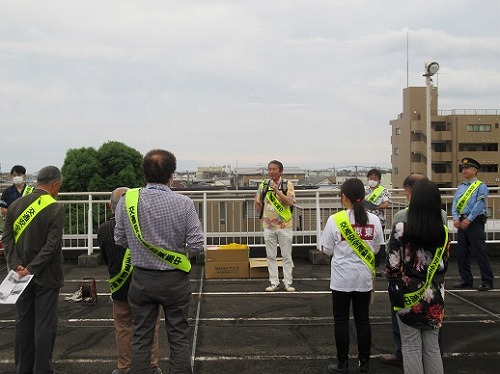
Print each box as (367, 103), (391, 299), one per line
(327, 361), (348, 374)
(380, 353), (403, 366)
(452, 281), (473, 289)
(358, 359), (370, 374)
(476, 283), (493, 291)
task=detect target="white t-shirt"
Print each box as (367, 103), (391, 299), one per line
(320, 209), (384, 292)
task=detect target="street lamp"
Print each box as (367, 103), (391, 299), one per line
(424, 61), (439, 179)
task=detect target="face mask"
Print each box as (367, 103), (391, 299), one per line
(13, 176), (24, 185)
(368, 180), (378, 188)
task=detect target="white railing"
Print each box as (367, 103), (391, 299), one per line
(56, 187), (500, 255)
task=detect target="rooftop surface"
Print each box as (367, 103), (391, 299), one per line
(0, 256), (499, 374)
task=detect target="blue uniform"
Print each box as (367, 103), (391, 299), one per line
(452, 178), (493, 287)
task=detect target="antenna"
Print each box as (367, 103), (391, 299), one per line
(406, 32), (409, 87)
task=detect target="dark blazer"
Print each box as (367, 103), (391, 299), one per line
(2, 188), (65, 289)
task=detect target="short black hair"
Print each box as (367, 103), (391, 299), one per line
(143, 149), (176, 184)
(10, 165), (26, 175)
(268, 160), (284, 172)
(367, 169), (381, 180)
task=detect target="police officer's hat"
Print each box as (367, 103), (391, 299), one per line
(460, 157), (481, 169)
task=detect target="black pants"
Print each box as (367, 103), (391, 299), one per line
(457, 218), (494, 286)
(128, 268), (192, 374)
(15, 282), (59, 374)
(331, 290), (372, 362)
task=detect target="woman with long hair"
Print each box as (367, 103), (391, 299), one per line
(321, 178), (384, 374)
(386, 179), (449, 374)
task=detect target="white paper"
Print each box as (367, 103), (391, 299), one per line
(0, 270), (34, 304)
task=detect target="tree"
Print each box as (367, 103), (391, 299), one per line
(61, 141), (143, 192)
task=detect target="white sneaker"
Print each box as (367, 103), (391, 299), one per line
(284, 285), (296, 292)
(265, 284), (280, 292)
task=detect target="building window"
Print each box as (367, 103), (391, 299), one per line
(219, 201), (226, 226)
(395, 127), (401, 135)
(459, 143), (498, 152)
(482, 165), (499, 173)
(434, 143), (447, 152)
(467, 124), (491, 132)
(394, 167), (399, 175)
(394, 147), (400, 155)
(434, 122), (447, 131)
(433, 164), (449, 174)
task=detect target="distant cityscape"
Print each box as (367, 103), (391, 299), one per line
(0, 164), (393, 191)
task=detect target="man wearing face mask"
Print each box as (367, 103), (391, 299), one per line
(1, 165), (34, 218)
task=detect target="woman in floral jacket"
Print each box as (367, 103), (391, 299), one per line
(386, 179), (450, 374)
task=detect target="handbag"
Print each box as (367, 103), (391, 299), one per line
(388, 278), (405, 309)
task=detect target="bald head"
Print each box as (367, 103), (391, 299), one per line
(402, 173), (428, 201)
(402, 173), (428, 190)
(110, 187), (129, 212)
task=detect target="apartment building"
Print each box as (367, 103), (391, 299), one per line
(390, 86), (500, 188)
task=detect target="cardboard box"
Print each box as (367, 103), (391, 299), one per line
(205, 262), (249, 279)
(249, 257), (283, 278)
(205, 246), (249, 263)
(205, 245), (250, 279)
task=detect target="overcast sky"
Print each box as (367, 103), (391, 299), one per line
(1, 1), (499, 174)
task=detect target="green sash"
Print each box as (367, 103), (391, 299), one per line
(261, 180), (292, 221)
(125, 188), (191, 272)
(366, 185), (385, 204)
(394, 226), (448, 311)
(108, 248), (134, 293)
(13, 195), (56, 243)
(333, 210), (376, 276)
(22, 185), (34, 196)
(456, 180), (482, 214)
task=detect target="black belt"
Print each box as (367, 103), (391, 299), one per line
(459, 214), (486, 221)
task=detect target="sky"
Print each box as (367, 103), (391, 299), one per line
(1, 1), (500, 174)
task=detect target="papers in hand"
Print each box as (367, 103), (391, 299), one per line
(0, 270), (33, 304)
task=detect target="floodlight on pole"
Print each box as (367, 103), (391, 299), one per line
(424, 61), (439, 180)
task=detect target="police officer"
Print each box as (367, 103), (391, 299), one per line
(452, 158), (494, 291)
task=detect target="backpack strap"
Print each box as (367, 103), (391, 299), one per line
(259, 179), (270, 219)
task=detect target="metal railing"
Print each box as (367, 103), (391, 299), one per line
(55, 187), (500, 256)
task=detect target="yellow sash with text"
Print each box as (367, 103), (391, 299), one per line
(22, 185), (34, 196)
(394, 226), (448, 311)
(333, 210), (376, 276)
(262, 180), (292, 222)
(366, 185), (385, 205)
(456, 180), (482, 214)
(108, 248), (134, 293)
(13, 195), (56, 243)
(125, 188), (191, 272)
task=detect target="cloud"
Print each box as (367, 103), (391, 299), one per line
(0, 1), (498, 175)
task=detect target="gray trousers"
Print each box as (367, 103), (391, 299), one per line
(397, 316), (443, 374)
(15, 282), (59, 374)
(129, 267), (192, 374)
(264, 227), (294, 286)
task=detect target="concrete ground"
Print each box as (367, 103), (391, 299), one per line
(0, 255), (499, 374)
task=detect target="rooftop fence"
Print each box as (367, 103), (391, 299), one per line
(54, 187), (500, 256)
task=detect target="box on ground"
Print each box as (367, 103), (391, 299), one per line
(205, 244), (249, 279)
(249, 257), (283, 278)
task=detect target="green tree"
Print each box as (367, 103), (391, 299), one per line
(61, 141), (144, 192)
(61, 147), (100, 192)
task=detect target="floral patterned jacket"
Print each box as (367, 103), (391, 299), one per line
(386, 222), (450, 329)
